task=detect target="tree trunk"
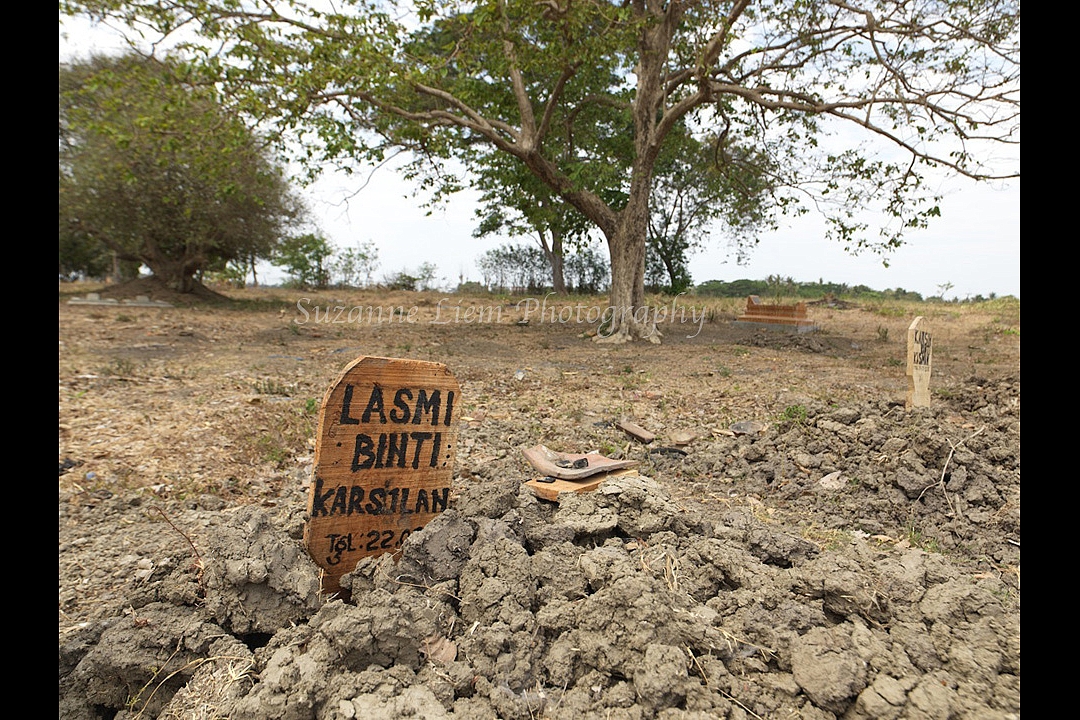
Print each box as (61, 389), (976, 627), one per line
(663, 254), (679, 291)
(541, 229), (567, 295)
(513, 7), (680, 341)
(145, 256), (198, 293)
(593, 8), (680, 343)
(138, 237), (203, 293)
(599, 203), (659, 344)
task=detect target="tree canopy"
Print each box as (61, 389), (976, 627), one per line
(62, 1), (1019, 337)
(59, 53), (304, 291)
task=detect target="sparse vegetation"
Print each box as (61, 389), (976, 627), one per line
(906, 524), (943, 554)
(777, 404), (809, 428)
(102, 357), (137, 377)
(802, 524), (853, 551)
(253, 379), (291, 396)
(59, 283), (1018, 510)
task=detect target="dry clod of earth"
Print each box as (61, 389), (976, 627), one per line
(59, 280), (1020, 719)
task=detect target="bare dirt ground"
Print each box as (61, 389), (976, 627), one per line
(59, 279), (1020, 719)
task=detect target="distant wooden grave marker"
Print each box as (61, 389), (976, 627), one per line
(733, 295), (818, 333)
(305, 356), (461, 595)
(906, 316), (932, 408)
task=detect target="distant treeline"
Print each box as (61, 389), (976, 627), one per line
(451, 275), (1007, 303)
(693, 278), (925, 301)
(690, 278), (1010, 303)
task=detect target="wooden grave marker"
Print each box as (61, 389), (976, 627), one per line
(305, 356), (461, 595)
(906, 316), (932, 408)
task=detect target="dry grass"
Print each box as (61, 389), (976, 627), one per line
(60, 283), (1019, 503)
(151, 654), (255, 720)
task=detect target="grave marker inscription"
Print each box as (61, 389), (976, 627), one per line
(304, 356), (461, 594)
(906, 316), (932, 408)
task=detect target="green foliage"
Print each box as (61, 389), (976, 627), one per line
(256, 435), (289, 467)
(272, 233), (334, 289)
(694, 279), (771, 298)
(563, 244), (610, 295)
(478, 243), (550, 293)
(471, 152), (596, 294)
(645, 246), (693, 295)
(906, 524), (942, 554)
(777, 404), (809, 429)
(416, 262), (440, 291)
(384, 270), (419, 292)
(647, 125), (779, 294)
(693, 278), (928, 302)
(456, 280), (486, 294)
(59, 53), (304, 292)
(59, 226), (113, 281)
(62, 1), (1019, 333)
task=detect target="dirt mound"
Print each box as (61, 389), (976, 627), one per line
(97, 276), (233, 306)
(58, 289), (1020, 719)
(59, 472), (1019, 719)
(59, 387), (1019, 719)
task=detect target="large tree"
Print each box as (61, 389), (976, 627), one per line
(63, 1), (1018, 338)
(59, 53), (304, 292)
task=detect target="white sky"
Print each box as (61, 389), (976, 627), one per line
(302, 162), (1019, 300)
(60, 15), (1020, 300)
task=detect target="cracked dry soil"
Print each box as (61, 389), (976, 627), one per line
(59, 282), (1019, 720)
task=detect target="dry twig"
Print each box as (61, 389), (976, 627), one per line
(149, 506), (202, 563)
(917, 425), (987, 514)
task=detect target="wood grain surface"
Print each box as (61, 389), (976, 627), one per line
(304, 356), (461, 595)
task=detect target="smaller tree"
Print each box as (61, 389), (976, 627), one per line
(273, 234), (334, 289)
(332, 241), (380, 288)
(478, 243), (550, 294)
(645, 243), (693, 296)
(383, 270), (419, 291)
(415, 262), (439, 291)
(472, 166), (595, 296)
(564, 243), (610, 295)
